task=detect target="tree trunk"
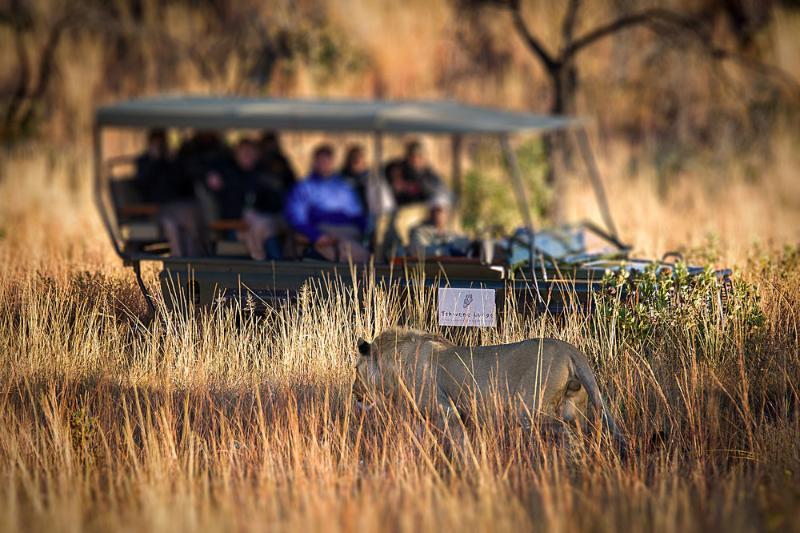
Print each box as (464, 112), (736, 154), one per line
(543, 61), (579, 223)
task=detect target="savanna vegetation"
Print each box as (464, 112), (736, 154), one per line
(1, 1), (799, 531)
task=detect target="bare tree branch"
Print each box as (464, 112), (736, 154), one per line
(564, 8), (707, 60)
(4, 16), (31, 132)
(508, 1), (558, 72)
(561, 6), (799, 98)
(609, 10), (800, 100)
(560, 0), (582, 52)
(31, 15), (72, 103)
(708, 45), (800, 99)
(3, 7), (76, 140)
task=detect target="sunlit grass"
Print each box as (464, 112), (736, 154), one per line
(0, 249), (798, 532)
(0, 140), (799, 532)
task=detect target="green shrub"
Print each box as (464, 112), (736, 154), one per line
(594, 262), (764, 361)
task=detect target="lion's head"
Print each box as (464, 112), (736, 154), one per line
(352, 329), (453, 408)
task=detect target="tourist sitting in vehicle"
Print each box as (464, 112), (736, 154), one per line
(389, 140), (447, 206)
(284, 145), (369, 262)
(133, 129), (206, 257)
(201, 138), (285, 260)
(242, 135), (297, 260)
(204, 138), (257, 221)
(133, 129), (174, 201)
(177, 130), (232, 186)
(408, 192), (471, 258)
(341, 144), (369, 206)
(259, 131), (296, 185)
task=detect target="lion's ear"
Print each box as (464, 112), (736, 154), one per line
(358, 338), (372, 357)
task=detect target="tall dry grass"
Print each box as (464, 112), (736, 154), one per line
(1, 244), (798, 532)
(2, 0), (800, 529)
(0, 138), (799, 532)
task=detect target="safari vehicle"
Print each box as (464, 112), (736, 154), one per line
(94, 96), (731, 323)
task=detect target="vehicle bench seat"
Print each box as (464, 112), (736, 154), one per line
(207, 219), (249, 257)
(118, 203), (160, 218)
(109, 176), (166, 248)
(121, 221), (161, 242)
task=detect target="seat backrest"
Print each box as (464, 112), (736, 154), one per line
(110, 177), (143, 210)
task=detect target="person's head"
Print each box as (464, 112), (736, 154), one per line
(260, 131), (281, 154)
(429, 193), (453, 230)
(234, 139), (260, 171)
(146, 128), (168, 158)
(386, 161), (403, 180)
(404, 140), (427, 172)
(193, 130), (222, 148)
(343, 145), (367, 175)
(311, 144), (336, 177)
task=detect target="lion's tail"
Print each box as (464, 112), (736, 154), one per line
(569, 348), (627, 451)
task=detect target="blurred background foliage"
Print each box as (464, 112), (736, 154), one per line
(1, 0), (799, 237)
(2, 0), (798, 145)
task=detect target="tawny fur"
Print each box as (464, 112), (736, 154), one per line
(354, 328), (624, 444)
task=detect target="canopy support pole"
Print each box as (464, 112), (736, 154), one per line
(451, 134), (462, 208)
(574, 127), (619, 240)
(371, 130), (383, 188)
(499, 134), (544, 306)
(93, 124), (125, 261)
(370, 130), (386, 259)
(132, 259), (156, 319)
(94, 124), (155, 319)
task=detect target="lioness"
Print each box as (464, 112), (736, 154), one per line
(354, 329), (624, 447)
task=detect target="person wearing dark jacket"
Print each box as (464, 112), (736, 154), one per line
(245, 136), (296, 260)
(177, 131), (231, 189)
(203, 138), (286, 260)
(204, 139), (258, 220)
(389, 140), (447, 205)
(134, 129), (176, 202)
(259, 131), (296, 186)
(134, 129), (206, 257)
(340, 144), (369, 207)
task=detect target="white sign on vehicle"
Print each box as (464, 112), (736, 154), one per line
(437, 287), (496, 328)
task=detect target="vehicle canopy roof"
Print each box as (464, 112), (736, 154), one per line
(96, 96), (580, 134)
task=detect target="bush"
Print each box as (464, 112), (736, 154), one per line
(594, 262), (764, 360)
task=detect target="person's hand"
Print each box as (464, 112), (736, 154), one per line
(206, 171), (224, 191)
(315, 234), (337, 247)
(391, 174), (406, 191)
(147, 143), (163, 159)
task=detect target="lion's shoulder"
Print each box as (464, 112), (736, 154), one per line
(372, 328), (455, 360)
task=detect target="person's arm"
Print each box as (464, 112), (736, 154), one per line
(134, 155), (154, 189)
(421, 168), (446, 199)
(284, 182), (321, 243)
(342, 183), (368, 235)
(280, 155), (297, 186)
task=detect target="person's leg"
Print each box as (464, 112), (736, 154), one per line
(240, 211), (267, 260)
(336, 239), (370, 263)
(312, 224), (370, 262)
(170, 202), (206, 257)
(310, 239), (368, 262)
(241, 211), (285, 260)
(185, 203), (208, 256)
(305, 245), (332, 261)
(311, 241), (338, 261)
(160, 216), (183, 257)
(259, 214), (285, 260)
(265, 236), (283, 260)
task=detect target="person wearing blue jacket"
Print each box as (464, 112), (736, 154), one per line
(284, 145), (369, 262)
